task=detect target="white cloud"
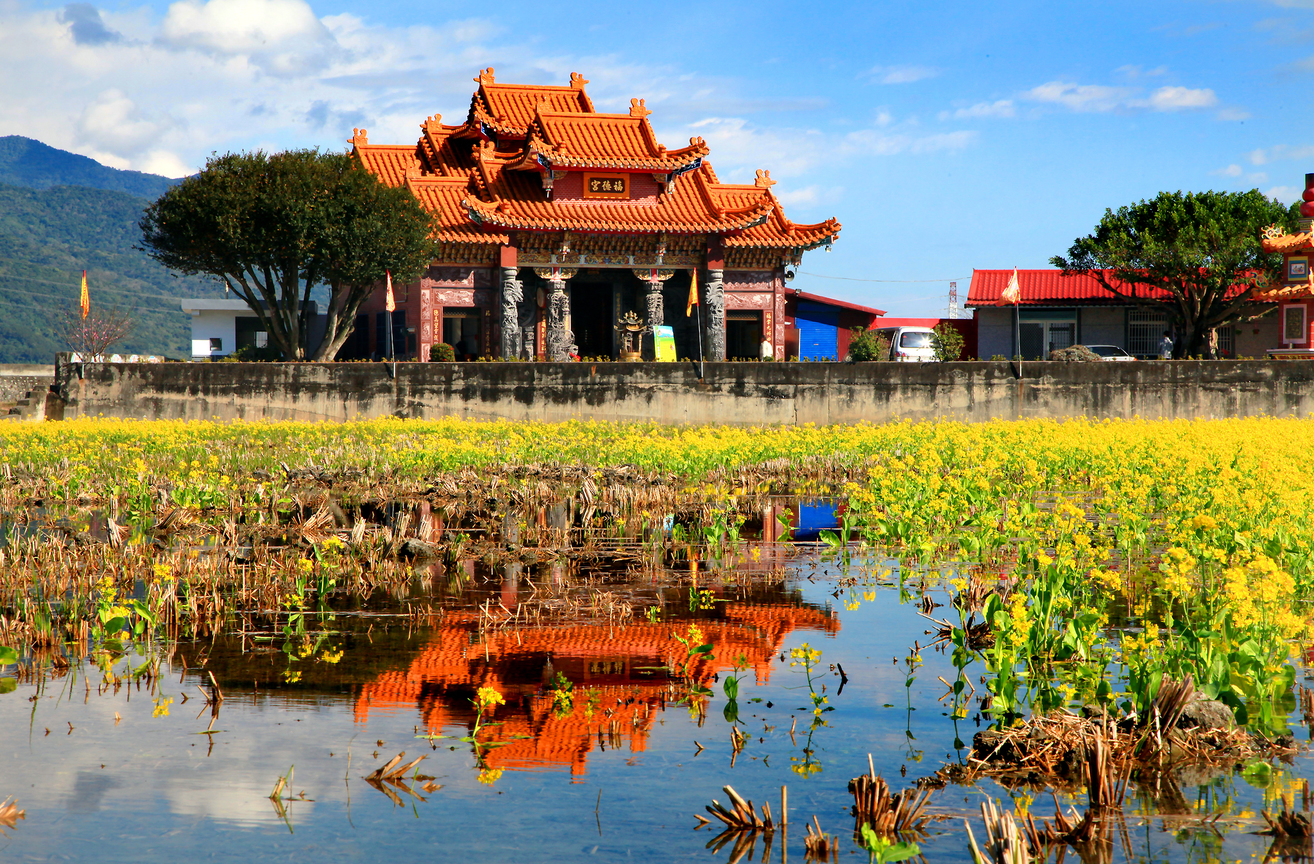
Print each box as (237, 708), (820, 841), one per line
(939, 99), (1015, 120)
(1214, 164), (1244, 177)
(1024, 79), (1224, 114)
(159, 0), (332, 57)
(774, 184), (844, 208)
(1216, 106), (1250, 121)
(77, 89), (172, 157)
(1146, 85), (1217, 110)
(869, 65), (937, 85)
(839, 128), (976, 156)
(1249, 144), (1314, 166)
(1024, 81), (1132, 112)
(1267, 185), (1303, 203)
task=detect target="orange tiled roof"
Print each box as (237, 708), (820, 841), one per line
(464, 69), (595, 138)
(354, 143), (421, 189)
(1263, 232), (1314, 254)
(505, 108), (710, 173)
(463, 158), (775, 235)
(351, 70), (841, 252)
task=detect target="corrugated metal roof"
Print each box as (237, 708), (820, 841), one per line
(966, 269), (1170, 306)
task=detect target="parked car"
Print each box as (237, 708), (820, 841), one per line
(1081, 344), (1136, 361)
(874, 326), (936, 362)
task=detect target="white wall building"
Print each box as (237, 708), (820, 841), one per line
(181, 299), (324, 359)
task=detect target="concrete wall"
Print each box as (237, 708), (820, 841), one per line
(50, 358), (1314, 426)
(0, 364), (54, 404)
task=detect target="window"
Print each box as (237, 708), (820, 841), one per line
(209, 337), (222, 352)
(1283, 304), (1306, 344)
(1128, 308), (1168, 358)
(900, 331), (932, 349)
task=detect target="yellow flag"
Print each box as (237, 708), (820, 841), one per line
(385, 270), (396, 312)
(686, 268), (698, 317)
(80, 270), (89, 319)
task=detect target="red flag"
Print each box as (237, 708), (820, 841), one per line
(685, 268), (698, 317)
(385, 270), (396, 312)
(998, 268), (1020, 305)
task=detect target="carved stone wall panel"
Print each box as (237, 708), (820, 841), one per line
(724, 291), (774, 309)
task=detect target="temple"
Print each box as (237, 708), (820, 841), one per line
(1257, 173), (1314, 356)
(348, 68), (841, 362)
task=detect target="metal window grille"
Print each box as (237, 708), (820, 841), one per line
(1128, 308), (1167, 357)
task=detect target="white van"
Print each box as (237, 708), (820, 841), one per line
(874, 326), (936, 362)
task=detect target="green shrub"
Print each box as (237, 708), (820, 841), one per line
(848, 326), (890, 362)
(931, 323), (965, 362)
(430, 343), (456, 362)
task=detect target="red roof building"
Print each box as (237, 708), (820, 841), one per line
(347, 69), (841, 364)
(966, 269), (1274, 359)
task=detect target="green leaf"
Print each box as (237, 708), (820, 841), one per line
(723, 676), (739, 701)
(0, 646), (16, 666)
(1242, 760), (1273, 788)
(693, 644), (714, 656)
(0, 678), (15, 694)
(722, 701), (739, 724)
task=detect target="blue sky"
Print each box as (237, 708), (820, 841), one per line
(3, 0), (1312, 315)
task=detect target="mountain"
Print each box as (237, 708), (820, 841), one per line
(0, 179), (222, 363)
(0, 136), (176, 199)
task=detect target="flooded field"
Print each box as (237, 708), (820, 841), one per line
(4, 417), (1314, 863)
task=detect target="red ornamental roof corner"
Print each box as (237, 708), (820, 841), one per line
(350, 69), (841, 253)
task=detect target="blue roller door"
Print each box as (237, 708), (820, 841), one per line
(796, 302), (838, 360)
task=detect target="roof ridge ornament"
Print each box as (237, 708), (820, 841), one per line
(629, 98), (651, 118)
(351, 128), (368, 146)
(570, 72), (589, 90)
(475, 67), (495, 85)
(423, 115), (443, 134)
(755, 169), (776, 188)
(1263, 223), (1287, 240)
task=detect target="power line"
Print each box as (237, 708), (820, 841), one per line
(0, 275), (220, 307)
(798, 271), (968, 284)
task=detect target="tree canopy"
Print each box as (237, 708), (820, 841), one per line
(1050, 189), (1299, 358)
(139, 150), (435, 361)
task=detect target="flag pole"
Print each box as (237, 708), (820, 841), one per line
(695, 302), (704, 380)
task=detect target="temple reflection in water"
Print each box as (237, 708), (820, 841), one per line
(353, 597), (838, 775)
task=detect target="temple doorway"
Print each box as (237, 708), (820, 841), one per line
(726, 312), (763, 360)
(570, 279), (615, 359)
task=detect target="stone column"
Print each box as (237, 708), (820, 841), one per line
(546, 278), (573, 361)
(499, 267), (522, 360)
(704, 268), (726, 361)
(644, 278), (664, 360)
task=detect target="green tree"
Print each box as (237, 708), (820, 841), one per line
(139, 150), (435, 361)
(931, 323), (964, 361)
(848, 326), (890, 361)
(1051, 190), (1299, 358)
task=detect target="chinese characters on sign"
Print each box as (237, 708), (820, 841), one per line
(582, 173), (629, 199)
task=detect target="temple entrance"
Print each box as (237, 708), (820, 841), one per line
(570, 280), (615, 359)
(726, 312), (762, 360)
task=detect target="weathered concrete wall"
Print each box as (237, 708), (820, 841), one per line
(50, 359), (1314, 425)
(0, 365), (55, 404)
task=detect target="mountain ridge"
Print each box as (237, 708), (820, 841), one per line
(0, 136), (177, 199)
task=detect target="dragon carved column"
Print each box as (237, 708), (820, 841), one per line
(499, 267), (522, 360)
(704, 268), (726, 361)
(540, 268), (577, 361)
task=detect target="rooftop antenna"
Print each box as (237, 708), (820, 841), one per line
(946, 282), (958, 319)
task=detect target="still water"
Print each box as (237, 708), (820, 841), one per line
(0, 543), (1309, 862)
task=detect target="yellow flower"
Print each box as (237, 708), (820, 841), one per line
(476, 686), (505, 711)
(319, 647), (343, 664)
(477, 767), (503, 785)
(152, 696), (173, 717)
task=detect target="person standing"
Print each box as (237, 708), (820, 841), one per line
(1158, 331), (1173, 360)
